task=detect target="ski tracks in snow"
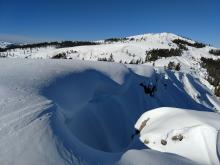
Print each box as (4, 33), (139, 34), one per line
(0, 100), (53, 139)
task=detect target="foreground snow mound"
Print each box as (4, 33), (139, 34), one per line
(135, 107), (220, 165)
(118, 149), (197, 165)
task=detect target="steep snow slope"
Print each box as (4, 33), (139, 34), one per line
(0, 59), (219, 165)
(135, 107), (220, 165)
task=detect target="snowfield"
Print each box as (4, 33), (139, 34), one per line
(0, 58), (220, 165)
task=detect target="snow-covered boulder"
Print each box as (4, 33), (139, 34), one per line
(135, 107), (220, 165)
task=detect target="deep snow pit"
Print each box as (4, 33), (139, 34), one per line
(42, 68), (150, 152)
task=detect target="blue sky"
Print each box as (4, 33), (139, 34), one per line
(0, 0), (219, 46)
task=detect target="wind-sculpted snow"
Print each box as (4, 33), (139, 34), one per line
(135, 107), (220, 165)
(0, 59), (219, 164)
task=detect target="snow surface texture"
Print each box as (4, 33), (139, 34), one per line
(0, 59), (220, 165)
(135, 107), (220, 165)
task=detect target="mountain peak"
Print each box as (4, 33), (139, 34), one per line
(127, 32), (193, 43)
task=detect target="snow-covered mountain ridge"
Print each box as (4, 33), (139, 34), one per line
(0, 32), (219, 96)
(0, 33), (214, 60)
(0, 33), (218, 64)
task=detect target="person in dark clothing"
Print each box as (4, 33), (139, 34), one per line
(131, 129), (140, 139)
(139, 82), (156, 96)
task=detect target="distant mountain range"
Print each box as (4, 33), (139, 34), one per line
(0, 41), (13, 48)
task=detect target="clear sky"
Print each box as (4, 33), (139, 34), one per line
(0, 0), (219, 47)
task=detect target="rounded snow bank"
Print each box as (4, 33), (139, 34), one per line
(135, 107), (220, 165)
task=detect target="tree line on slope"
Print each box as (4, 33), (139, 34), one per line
(97, 54), (115, 62)
(201, 57), (220, 96)
(167, 61), (181, 71)
(145, 48), (183, 62)
(172, 39), (206, 49)
(0, 41), (98, 52)
(104, 38), (129, 43)
(104, 37), (138, 43)
(209, 49), (220, 56)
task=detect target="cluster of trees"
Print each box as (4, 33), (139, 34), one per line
(0, 41), (98, 52)
(167, 61), (181, 71)
(51, 50), (78, 59)
(104, 38), (129, 43)
(125, 50), (136, 57)
(174, 42), (188, 51)
(215, 86), (220, 97)
(98, 54), (114, 62)
(51, 52), (67, 59)
(145, 48), (182, 62)
(98, 55), (144, 65)
(128, 58), (144, 64)
(0, 42), (64, 52)
(56, 41), (98, 48)
(172, 39), (206, 48)
(0, 52), (7, 58)
(201, 57), (220, 96)
(97, 57), (108, 61)
(209, 49), (220, 56)
(0, 51), (17, 58)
